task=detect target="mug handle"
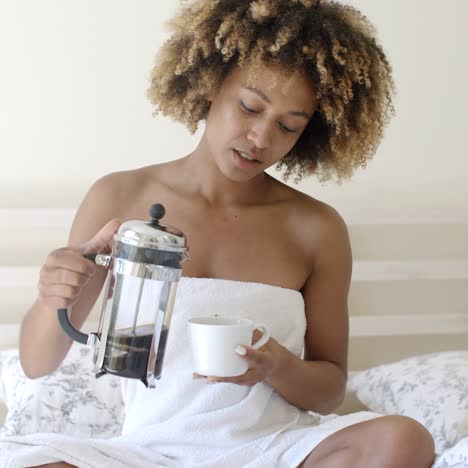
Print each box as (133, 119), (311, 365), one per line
(251, 323), (270, 349)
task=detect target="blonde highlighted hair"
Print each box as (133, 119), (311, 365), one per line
(147, 0), (395, 183)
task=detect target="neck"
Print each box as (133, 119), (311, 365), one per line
(179, 137), (272, 209)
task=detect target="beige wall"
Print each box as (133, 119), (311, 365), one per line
(1, 0), (467, 222)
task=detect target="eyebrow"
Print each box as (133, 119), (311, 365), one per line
(242, 85), (311, 120)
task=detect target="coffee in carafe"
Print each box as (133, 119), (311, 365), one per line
(104, 324), (169, 380)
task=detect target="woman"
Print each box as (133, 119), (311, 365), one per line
(13, 0), (434, 466)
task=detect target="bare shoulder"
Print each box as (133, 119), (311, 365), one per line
(301, 196), (351, 272)
(68, 164), (166, 245)
(89, 165), (156, 196)
(303, 197), (349, 250)
(83, 163), (172, 210)
(272, 178), (348, 239)
(270, 177), (351, 267)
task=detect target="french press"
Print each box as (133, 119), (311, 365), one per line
(58, 204), (190, 388)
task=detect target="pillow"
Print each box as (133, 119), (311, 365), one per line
(0, 343), (125, 438)
(432, 436), (468, 468)
(348, 351), (468, 454)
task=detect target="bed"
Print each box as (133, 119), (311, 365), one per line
(1, 209), (468, 466)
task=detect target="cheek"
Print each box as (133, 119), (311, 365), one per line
(223, 105), (243, 129)
(208, 102), (242, 134)
(211, 96), (235, 118)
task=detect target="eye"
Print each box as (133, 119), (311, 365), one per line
(240, 99), (297, 134)
(279, 122), (296, 134)
(239, 100), (257, 113)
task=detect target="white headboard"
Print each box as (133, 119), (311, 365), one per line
(1, 209), (468, 370)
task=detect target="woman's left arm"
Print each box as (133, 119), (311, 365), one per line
(198, 208), (351, 415)
(265, 209), (351, 414)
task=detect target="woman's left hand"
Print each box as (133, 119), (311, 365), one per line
(193, 330), (286, 387)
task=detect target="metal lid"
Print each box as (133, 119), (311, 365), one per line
(114, 204), (187, 253)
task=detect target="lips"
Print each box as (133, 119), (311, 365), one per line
(233, 148), (261, 163)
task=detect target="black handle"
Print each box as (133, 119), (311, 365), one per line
(57, 309), (88, 344)
(57, 253), (98, 345)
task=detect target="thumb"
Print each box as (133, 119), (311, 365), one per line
(79, 218), (121, 255)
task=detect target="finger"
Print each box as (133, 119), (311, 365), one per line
(252, 329), (263, 344)
(45, 250), (96, 276)
(206, 368), (256, 382)
(40, 266), (92, 288)
(79, 218), (121, 255)
(236, 345), (263, 365)
(207, 370), (260, 386)
(206, 376), (240, 384)
(37, 294), (76, 310)
(235, 345), (263, 362)
(193, 372), (207, 379)
(39, 284), (81, 300)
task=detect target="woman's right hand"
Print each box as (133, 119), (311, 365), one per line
(37, 219), (121, 310)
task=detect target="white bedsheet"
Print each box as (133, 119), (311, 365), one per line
(433, 437), (468, 468)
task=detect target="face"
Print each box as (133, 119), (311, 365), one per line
(203, 63), (317, 182)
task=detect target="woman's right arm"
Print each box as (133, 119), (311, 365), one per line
(19, 175), (122, 378)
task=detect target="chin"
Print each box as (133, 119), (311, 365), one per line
(220, 163), (261, 183)
(216, 152), (264, 183)
(222, 168), (255, 183)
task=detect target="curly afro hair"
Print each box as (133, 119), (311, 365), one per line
(147, 0), (395, 183)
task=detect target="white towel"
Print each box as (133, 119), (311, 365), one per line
(0, 278), (381, 467)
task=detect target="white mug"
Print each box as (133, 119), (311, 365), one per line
(187, 317), (270, 377)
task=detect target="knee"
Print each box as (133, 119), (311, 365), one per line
(28, 463), (76, 468)
(373, 415), (435, 468)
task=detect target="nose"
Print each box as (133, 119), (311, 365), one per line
(247, 120), (272, 150)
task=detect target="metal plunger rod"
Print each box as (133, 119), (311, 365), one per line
(132, 278), (145, 335)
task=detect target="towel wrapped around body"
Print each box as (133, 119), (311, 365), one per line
(0, 278), (381, 467)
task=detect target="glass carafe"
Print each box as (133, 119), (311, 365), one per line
(58, 204), (189, 388)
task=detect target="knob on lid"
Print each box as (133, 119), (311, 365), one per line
(150, 204), (165, 224)
(114, 203), (187, 252)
